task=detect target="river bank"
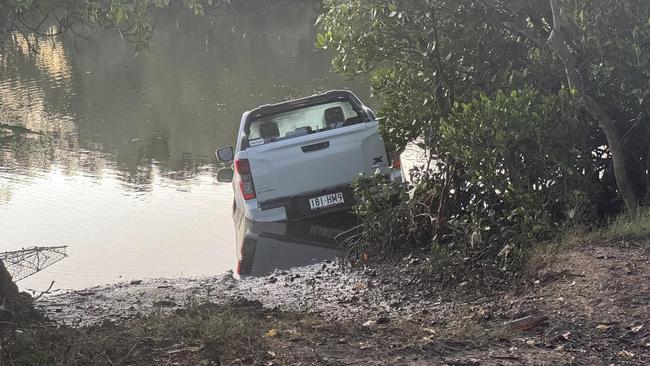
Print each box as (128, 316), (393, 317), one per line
(3, 236), (647, 365)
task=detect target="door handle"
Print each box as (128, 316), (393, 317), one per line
(301, 141), (330, 152)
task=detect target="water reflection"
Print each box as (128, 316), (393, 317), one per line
(233, 208), (357, 277)
(0, 2), (369, 289)
(0, 2), (368, 191)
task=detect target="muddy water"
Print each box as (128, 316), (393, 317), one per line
(0, 3), (371, 291)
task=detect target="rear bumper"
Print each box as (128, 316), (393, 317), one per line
(258, 185), (355, 221)
(240, 170), (401, 222)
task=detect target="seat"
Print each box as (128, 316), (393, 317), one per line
(324, 107), (345, 129)
(343, 116), (362, 126)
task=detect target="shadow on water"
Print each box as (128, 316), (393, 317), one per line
(233, 208), (358, 277)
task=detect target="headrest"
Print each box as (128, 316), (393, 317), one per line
(324, 107), (345, 125)
(259, 121), (280, 139)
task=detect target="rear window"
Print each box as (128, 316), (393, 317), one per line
(246, 101), (365, 147)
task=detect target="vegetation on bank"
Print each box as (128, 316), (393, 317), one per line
(318, 0), (650, 268)
(1, 300), (267, 366)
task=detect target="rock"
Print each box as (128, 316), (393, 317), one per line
(153, 300), (177, 307)
(0, 259), (42, 325)
(129, 280), (143, 285)
(362, 320), (377, 327)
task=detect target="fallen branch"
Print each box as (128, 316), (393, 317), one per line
(505, 314), (549, 331)
(33, 281), (55, 301)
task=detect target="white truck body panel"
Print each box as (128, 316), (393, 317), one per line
(242, 121), (388, 203)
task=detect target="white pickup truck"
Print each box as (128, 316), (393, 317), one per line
(216, 90), (401, 222)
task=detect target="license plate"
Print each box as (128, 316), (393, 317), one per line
(309, 192), (344, 210)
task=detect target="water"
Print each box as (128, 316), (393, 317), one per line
(0, 3), (370, 291)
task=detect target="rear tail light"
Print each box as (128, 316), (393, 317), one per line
(392, 158), (402, 169)
(388, 151), (401, 169)
(235, 159), (256, 200)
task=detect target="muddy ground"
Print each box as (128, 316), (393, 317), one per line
(12, 239), (650, 365)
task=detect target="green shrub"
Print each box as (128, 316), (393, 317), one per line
(347, 174), (420, 261)
(349, 88), (596, 270)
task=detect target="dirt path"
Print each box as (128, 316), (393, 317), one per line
(29, 241), (649, 365)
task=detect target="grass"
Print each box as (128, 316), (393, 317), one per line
(0, 301), (267, 366)
(524, 208), (650, 281)
(599, 208), (650, 241)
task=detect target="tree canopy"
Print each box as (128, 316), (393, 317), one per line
(319, 0), (650, 264)
(0, 0), (222, 49)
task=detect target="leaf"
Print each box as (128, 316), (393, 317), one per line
(115, 8), (124, 23)
(265, 329), (279, 337)
(316, 33), (325, 45)
(619, 350), (635, 358)
(596, 324), (611, 332)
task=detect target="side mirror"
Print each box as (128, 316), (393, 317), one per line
(217, 168), (234, 183)
(216, 146), (234, 162)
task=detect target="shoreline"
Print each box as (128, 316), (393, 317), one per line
(19, 239), (648, 365)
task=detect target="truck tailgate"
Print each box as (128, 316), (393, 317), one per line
(247, 122), (387, 203)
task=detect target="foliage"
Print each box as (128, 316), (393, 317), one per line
(350, 88), (593, 268)
(438, 88), (592, 250)
(320, 0), (650, 266)
(348, 174), (419, 261)
(0, 0), (224, 50)
(1, 300), (264, 365)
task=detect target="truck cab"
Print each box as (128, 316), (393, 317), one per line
(217, 90), (401, 222)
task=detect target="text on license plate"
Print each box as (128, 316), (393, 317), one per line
(309, 192), (344, 210)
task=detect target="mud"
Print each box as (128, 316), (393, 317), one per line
(35, 241), (649, 365)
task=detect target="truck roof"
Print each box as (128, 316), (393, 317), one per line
(248, 90), (363, 120)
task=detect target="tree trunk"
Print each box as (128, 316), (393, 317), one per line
(546, 0), (639, 212)
(0, 259), (40, 325)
